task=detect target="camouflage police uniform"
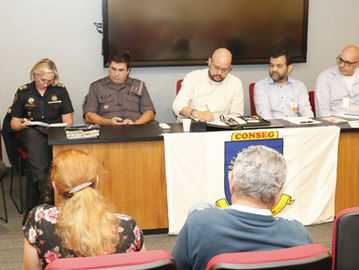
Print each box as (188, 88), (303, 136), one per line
(83, 76), (155, 121)
(11, 81), (74, 210)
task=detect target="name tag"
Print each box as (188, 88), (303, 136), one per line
(290, 102), (298, 113)
(48, 100), (62, 104)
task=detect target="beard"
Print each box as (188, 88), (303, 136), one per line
(208, 70), (225, 82)
(270, 71), (287, 83)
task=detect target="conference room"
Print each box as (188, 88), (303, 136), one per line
(1, 0), (359, 269)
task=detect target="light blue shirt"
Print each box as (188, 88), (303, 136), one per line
(254, 77), (314, 119)
(315, 66), (359, 117)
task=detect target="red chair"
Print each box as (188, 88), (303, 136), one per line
(309, 91), (316, 117)
(176, 79), (183, 95)
(249, 83), (257, 116)
(206, 244), (331, 270)
(45, 250), (177, 270)
(331, 207), (359, 270)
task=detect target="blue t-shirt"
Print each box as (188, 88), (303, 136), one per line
(171, 207), (313, 270)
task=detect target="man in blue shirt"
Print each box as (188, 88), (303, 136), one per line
(171, 145), (313, 270)
(254, 49), (313, 119)
(315, 45), (359, 117)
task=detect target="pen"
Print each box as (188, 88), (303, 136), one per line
(205, 104), (210, 111)
(344, 113), (359, 117)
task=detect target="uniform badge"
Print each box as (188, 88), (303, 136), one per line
(27, 112), (32, 117)
(28, 97), (35, 105)
(51, 95), (58, 101)
(7, 107), (12, 114)
(104, 105), (109, 109)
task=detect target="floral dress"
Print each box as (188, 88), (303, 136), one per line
(23, 204), (144, 269)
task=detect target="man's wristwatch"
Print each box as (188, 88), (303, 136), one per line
(190, 109), (197, 117)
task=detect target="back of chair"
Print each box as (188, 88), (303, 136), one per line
(1, 110), (24, 171)
(309, 91), (316, 117)
(176, 79), (183, 95)
(206, 244), (331, 270)
(45, 250), (177, 270)
(332, 207), (359, 270)
(249, 83), (257, 116)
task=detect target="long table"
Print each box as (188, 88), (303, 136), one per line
(48, 121), (359, 230)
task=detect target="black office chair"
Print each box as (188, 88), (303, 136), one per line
(0, 159), (8, 223)
(332, 207), (359, 270)
(2, 110), (26, 214)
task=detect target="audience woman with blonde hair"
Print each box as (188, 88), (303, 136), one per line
(22, 149), (145, 270)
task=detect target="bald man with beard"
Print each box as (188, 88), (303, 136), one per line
(172, 48), (244, 122)
(315, 45), (359, 117)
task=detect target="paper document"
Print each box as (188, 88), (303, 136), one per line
(29, 121), (68, 128)
(333, 113), (359, 120)
(348, 121), (359, 128)
(207, 114), (246, 126)
(321, 116), (347, 124)
(284, 117), (321, 125)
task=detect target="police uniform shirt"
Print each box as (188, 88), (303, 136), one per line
(83, 76), (155, 122)
(11, 82), (74, 124)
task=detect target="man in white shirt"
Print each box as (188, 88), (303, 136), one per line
(254, 49), (313, 119)
(172, 48), (244, 122)
(315, 45), (359, 117)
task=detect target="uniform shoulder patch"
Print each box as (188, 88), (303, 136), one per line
(55, 82), (65, 88)
(18, 84), (28, 90)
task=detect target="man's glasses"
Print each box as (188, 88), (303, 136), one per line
(220, 115), (239, 127)
(211, 64), (231, 74)
(336, 56), (359, 67)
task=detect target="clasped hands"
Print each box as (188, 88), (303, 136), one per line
(111, 117), (135, 125)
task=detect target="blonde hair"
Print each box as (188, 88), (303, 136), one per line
(51, 149), (120, 256)
(30, 58), (59, 85)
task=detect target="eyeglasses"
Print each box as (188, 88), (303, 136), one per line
(220, 115), (239, 126)
(211, 64), (231, 74)
(336, 56), (359, 67)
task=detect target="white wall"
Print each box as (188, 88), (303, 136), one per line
(1, 0), (359, 164)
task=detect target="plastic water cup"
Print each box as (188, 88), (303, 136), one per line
(182, 118), (192, 132)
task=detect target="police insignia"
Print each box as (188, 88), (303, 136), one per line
(56, 83), (65, 88)
(51, 95), (58, 101)
(7, 107), (12, 114)
(28, 97), (35, 105)
(19, 84), (28, 90)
